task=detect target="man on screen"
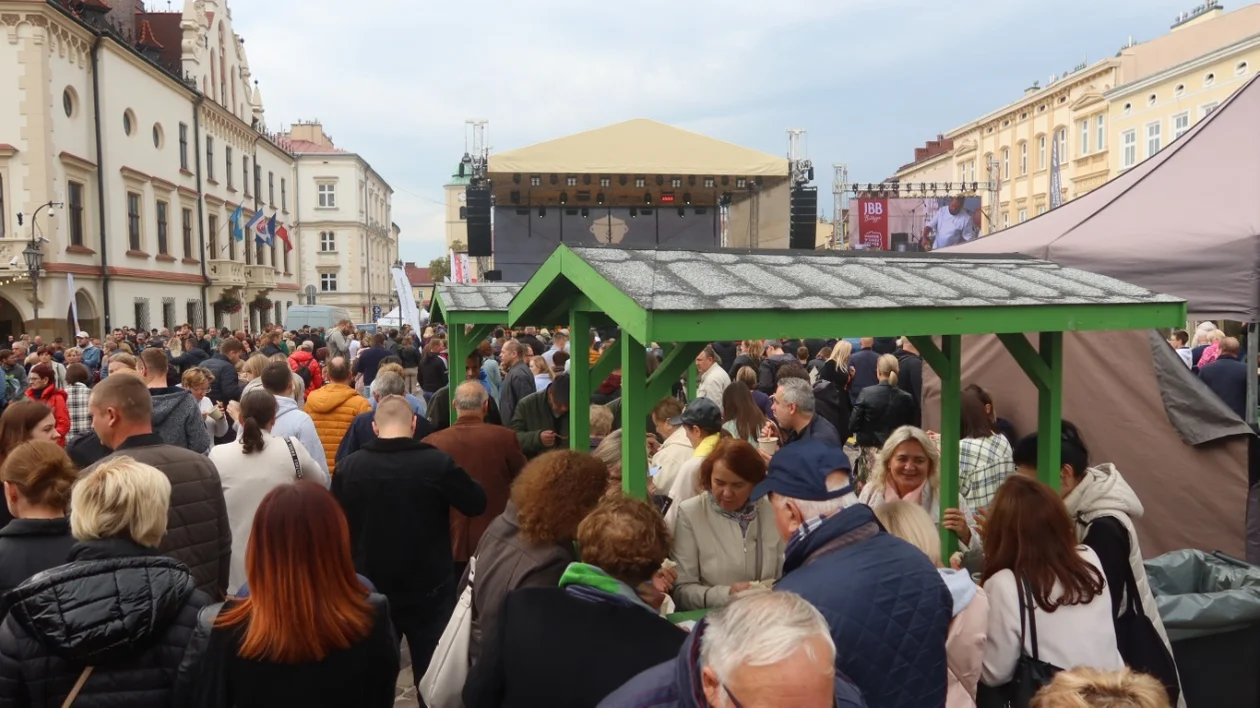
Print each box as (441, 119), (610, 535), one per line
(922, 195), (981, 250)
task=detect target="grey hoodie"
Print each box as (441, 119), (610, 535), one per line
(150, 386), (212, 453)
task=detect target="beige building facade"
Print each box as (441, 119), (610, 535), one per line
(894, 2), (1260, 234)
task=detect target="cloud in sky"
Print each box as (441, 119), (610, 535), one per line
(231, 0), (1195, 265)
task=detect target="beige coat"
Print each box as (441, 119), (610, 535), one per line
(651, 427), (692, 495)
(670, 494), (784, 611)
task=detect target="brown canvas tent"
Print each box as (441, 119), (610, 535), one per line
(927, 75), (1260, 559)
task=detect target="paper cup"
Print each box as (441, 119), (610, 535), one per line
(757, 437), (778, 454)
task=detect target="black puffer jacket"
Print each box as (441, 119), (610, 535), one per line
(419, 353), (448, 394)
(849, 381), (916, 449)
(0, 538), (208, 707)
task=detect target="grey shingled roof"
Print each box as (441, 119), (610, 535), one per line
(567, 247), (1184, 311)
(436, 283), (522, 312)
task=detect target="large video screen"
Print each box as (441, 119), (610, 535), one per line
(494, 206), (719, 282)
(848, 196), (983, 251)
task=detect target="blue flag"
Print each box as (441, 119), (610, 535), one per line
(229, 205), (244, 242)
(242, 210), (262, 242)
(265, 214), (277, 246)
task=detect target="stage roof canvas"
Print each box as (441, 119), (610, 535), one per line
(947, 73), (1260, 321)
(487, 118), (788, 177)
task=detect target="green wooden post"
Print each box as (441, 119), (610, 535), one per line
(1037, 331), (1063, 491)
(621, 331), (648, 499)
(447, 322), (467, 418)
(686, 363), (698, 400)
(569, 310), (591, 451)
(590, 339), (622, 393)
(647, 342), (706, 405)
(937, 335), (962, 562)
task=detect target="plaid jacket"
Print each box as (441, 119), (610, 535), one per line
(959, 433), (1016, 509)
(66, 382), (91, 443)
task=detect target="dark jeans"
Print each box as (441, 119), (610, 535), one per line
(390, 577), (457, 689)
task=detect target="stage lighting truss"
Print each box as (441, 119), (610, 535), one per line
(849, 181), (990, 199)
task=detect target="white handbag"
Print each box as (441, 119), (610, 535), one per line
(419, 558), (475, 708)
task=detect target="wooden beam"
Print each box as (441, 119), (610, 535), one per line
(647, 342), (705, 405)
(996, 333), (1052, 391)
(590, 339), (622, 393)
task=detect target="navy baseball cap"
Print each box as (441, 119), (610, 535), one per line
(751, 440), (853, 502)
(669, 397), (723, 430)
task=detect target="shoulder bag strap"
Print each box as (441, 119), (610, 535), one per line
(754, 513), (764, 582)
(62, 666), (94, 708)
(1021, 577), (1041, 661)
(283, 438), (302, 480)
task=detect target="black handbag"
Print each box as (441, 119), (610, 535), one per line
(1114, 564), (1180, 704)
(977, 577), (1063, 708)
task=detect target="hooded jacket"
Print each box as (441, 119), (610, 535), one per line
(939, 569), (987, 708)
(0, 538), (208, 707)
(1064, 464), (1182, 704)
(150, 386), (212, 454)
(202, 353), (244, 404)
(596, 616), (867, 708)
(26, 385), (70, 447)
(269, 395), (329, 476)
(650, 427), (693, 496)
(287, 349), (324, 390)
(304, 383), (373, 473)
(756, 352), (798, 395)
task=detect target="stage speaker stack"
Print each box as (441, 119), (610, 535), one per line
(789, 187), (818, 250)
(484, 269), (503, 282)
(466, 187), (492, 257)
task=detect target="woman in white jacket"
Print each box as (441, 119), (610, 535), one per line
(210, 389), (328, 595)
(980, 475), (1123, 691)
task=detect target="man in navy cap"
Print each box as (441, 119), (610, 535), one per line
(754, 441), (951, 708)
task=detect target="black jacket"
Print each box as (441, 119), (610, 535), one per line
(335, 409), (433, 466)
(66, 431), (112, 470)
(894, 349), (924, 427)
(170, 347), (210, 374)
(260, 345), (282, 358)
(515, 335), (546, 360)
(463, 586), (686, 708)
(0, 538), (208, 708)
(173, 594), (399, 708)
(0, 518), (76, 598)
(727, 353), (758, 379)
(398, 346), (422, 370)
(202, 353), (244, 404)
(847, 348), (881, 401)
(419, 353), (448, 393)
(710, 341), (737, 372)
(1200, 355), (1249, 420)
(849, 381), (916, 449)
(333, 438), (486, 608)
(756, 353), (798, 394)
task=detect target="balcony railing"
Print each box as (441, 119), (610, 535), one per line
(207, 259), (246, 287)
(245, 264), (276, 289)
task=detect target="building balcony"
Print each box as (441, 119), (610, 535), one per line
(208, 259), (246, 287)
(245, 264), (276, 289)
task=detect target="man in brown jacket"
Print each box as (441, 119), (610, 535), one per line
(423, 380), (526, 580)
(304, 356), (372, 473)
(87, 374), (231, 599)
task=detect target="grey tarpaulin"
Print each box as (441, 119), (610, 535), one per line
(1145, 550), (1260, 641)
(1148, 330), (1254, 446)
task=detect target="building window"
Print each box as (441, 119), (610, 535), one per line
(206, 137), (214, 180)
(671, 178), (682, 188)
(1237, 61), (1250, 76)
(1078, 119), (1089, 155)
(162, 298), (176, 329)
(281, 178), (287, 210)
(186, 300), (201, 329)
(1204, 72), (1215, 87)
(320, 231), (335, 252)
(1147, 93), (1157, 107)
(458, 206), (467, 220)
(181, 207), (193, 257)
(226, 147), (234, 189)
(318, 183), (336, 208)
(1057, 129), (1068, 163)
(1018, 209), (1027, 223)
(320, 272), (337, 292)
(1173, 112), (1190, 140)
(133, 298), (150, 331)
(1001, 148), (1009, 179)
(1202, 102), (1219, 117)
(122, 110), (133, 136)
(1037, 205), (1047, 215)
(152, 124), (163, 149)
(1146, 121), (1162, 157)
(529, 176), (541, 187)
(1174, 84), (1185, 98)
(1037, 135), (1046, 169)
(126, 192), (141, 251)
(1096, 115), (1106, 151)
(1002, 212), (1009, 229)
(565, 176), (577, 187)
(268, 172), (274, 205)
(1121, 129), (1137, 168)
(634, 178), (646, 188)
(179, 123), (188, 170)
(243, 157), (250, 197)
(63, 89), (75, 117)
(1019, 142), (1027, 175)
(208, 215), (218, 257)
(156, 199), (169, 255)
(254, 165), (261, 200)
(67, 181), (85, 247)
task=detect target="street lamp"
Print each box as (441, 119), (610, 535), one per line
(19, 201), (60, 338)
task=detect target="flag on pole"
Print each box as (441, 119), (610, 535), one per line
(1049, 132), (1063, 209)
(275, 224), (292, 252)
(265, 214), (278, 246)
(243, 210), (263, 241)
(459, 252), (472, 284)
(449, 249), (464, 284)
(229, 205), (244, 242)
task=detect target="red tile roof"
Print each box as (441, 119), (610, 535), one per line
(284, 138), (349, 155)
(136, 18), (163, 49)
(80, 0), (112, 10)
(140, 12), (184, 68)
(406, 264), (432, 286)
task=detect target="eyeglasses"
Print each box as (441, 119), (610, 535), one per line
(723, 684), (746, 708)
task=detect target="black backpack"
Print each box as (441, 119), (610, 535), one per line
(812, 379), (849, 443)
(294, 360), (313, 388)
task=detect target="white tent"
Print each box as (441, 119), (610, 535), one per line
(376, 306), (429, 330)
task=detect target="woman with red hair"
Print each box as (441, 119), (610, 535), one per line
(175, 481), (399, 707)
(24, 363), (69, 446)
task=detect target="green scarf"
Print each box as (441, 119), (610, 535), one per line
(558, 562), (656, 613)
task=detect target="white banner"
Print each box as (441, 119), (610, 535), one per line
(67, 273), (79, 334)
(459, 253), (472, 284)
(449, 249), (463, 284)
(390, 265), (422, 333)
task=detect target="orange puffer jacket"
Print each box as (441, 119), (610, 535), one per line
(303, 383), (372, 473)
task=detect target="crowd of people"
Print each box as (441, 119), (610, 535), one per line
(0, 323), (1192, 707)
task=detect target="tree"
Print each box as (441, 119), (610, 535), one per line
(428, 240), (466, 283)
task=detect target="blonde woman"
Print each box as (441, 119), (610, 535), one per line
(849, 354), (915, 486)
(875, 501), (987, 708)
(860, 426), (941, 521)
(530, 355), (555, 393)
(183, 367), (228, 440)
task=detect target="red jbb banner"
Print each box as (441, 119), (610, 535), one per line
(857, 198), (888, 250)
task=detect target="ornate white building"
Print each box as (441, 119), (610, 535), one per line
(0, 0), (395, 338)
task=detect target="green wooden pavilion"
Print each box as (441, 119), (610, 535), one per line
(430, 283), (523, 408)
(504, 245), (1186, 554)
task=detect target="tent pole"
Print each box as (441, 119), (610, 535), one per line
(937, 335), (961, 562)
(1248, 322), (1258, 427)
(569, 311), (591, 451)
(621, 331), (648, 499)
(1037, 332), (1064, 491)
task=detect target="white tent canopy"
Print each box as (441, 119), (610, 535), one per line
(376, 306), (429, 330)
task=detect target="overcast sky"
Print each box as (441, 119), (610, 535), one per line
(233, 0), (1200, 266)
